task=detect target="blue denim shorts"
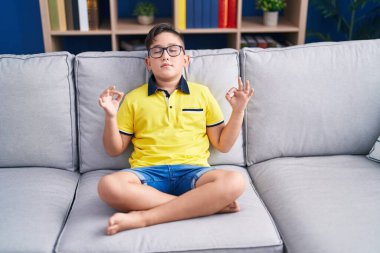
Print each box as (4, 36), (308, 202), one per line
(121, 164), (215, 196)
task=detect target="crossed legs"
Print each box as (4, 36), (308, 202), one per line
(97, 169), (245, 235)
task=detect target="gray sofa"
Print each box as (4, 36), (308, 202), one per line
(1, 39), (379, 253)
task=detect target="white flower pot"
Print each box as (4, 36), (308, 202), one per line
(263, 11), (279, 26)
(137, 15), (154, 25)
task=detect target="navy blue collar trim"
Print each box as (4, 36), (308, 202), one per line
(148, 75), (190, 96)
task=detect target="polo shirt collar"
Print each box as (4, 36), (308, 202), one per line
(148, 74), (190, 96)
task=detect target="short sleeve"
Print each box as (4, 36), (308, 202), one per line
(117, 98), (134, 136)
(205, 88), (224, 127)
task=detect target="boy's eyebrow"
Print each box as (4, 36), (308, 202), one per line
(150, 43), (182, 48)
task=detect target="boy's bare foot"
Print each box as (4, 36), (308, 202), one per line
(107, 211), (146, 235)
(106, 201), (240, 235)
(217, 200), (240, 214)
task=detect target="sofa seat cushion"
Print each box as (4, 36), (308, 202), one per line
(56, 166), (282, 253)
(249, 155), (380, 253)
(0, 168), (79, 253)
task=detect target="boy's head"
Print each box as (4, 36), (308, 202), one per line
(144, 23), (189, 84)
(145, 23), (184, 49)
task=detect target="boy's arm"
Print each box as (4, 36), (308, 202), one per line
(103, 115), (131, 157)
(207, 78), (253, 153)
(99, 86), (131, 157)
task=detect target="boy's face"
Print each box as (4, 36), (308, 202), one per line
(145, 32), (189, 83)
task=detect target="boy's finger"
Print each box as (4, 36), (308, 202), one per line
(245, 80), (251, 92)
(115, 92), (124, 102)
(249, 88), (254, 97)
(238, 77), (243, 90)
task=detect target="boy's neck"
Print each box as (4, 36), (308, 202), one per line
(154, 76), (181, 94)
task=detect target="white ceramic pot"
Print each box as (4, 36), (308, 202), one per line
(137, 15), (154, 25)
(263, 11), (279, 26)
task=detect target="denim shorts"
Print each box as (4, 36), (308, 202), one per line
(121, 164), (215, 196)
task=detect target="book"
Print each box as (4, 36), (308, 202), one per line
(194, 0), (202, 28)
(263, 36), (278, 47)
(48, 0), (60, 31)
(218, 0), (228, 28)
(255, 35), (268, 48)
(227, 0), (237, 28)
(186, 0), (194, 28)
(202, 0), (211, 28)
(71, 0), (80, 30)
(65, 0), (74, 30)
(120, 40), (146, 51)
(87, 0), (99, 30)
(178, 0), (186, 29)
(210, 0), (218, 28)
(57, 0), (67, 31)
(78, 0), (89, 31)
(245, 35), (257, 47)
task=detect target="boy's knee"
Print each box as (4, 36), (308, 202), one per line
(98, 174), (118, 201)
(223, 171), (245, 200)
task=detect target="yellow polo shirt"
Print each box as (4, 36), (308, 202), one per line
(117, 75), (224, 168)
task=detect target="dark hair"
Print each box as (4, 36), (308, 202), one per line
(145, 23), (184, 49)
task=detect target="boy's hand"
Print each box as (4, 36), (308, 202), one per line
(98, 86), (124, 118)
(225, 78), (254, 113)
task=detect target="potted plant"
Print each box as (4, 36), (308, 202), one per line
(257, 0), (286, 26)
(133, 1), (157, 25)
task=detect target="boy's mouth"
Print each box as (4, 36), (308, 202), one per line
(160, 63), (172, 68)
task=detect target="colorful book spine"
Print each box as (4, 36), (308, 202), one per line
(210, 0), (218, 28)
(71, 0), (80, 30)
(218, 0), (228, 28)
(48, 0), (59, 31)
(65, 0), (74, 30)
(227, 0), (237, 28)
(87, 0), (99, 30)
(186, 0), (194, 28)
(57, 0), (67, 31)
(178, 0), (186, 29)
(78, 0), (89, 31)
(194, 0), (202, 28)
(202, 0), (211, 28)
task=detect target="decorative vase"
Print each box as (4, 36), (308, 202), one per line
(137, 15), (154, 25)
(263, 11), (279, 26)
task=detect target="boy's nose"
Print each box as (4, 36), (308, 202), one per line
(162, 49), (170, 59)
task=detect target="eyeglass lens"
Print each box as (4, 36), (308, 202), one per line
(149, 45), (182, 58)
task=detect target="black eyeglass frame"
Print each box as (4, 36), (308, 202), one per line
(148, 45), (185, 59)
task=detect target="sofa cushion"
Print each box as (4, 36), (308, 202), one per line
(0, 167), (79, 253)
(75, 51), (146, 173)
(367, 135), (380, 162)
(186, 49), (245, 166)
(0, 52), (77, 170)
(241, 39), (380, 165)
(76, 49), (245, 173)
(249, 155), (380, 253)
(55, 166), (282, 253)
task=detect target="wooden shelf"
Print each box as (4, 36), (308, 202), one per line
(39, 0), (309, 52)
(116, 18), (173, 35)
(241, 17), (299, 33)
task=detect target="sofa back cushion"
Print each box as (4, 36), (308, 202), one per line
(75, 51), (146, 173)
(241, 39), (380, 165)
(76, 49), (244, 173)
(0, 52), (77, 171)
(186, 49), (245, 166)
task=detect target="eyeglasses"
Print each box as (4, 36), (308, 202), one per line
(148, 45), (184, 58)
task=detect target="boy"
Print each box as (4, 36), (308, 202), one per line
(98, 23), (254, 235)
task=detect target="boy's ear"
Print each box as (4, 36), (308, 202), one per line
(184, 54), (190, 66)
(144, 57), (151, 71)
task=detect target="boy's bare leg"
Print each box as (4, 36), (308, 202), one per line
(98, 171), (176, 211)
(106, 170), (245, 235)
